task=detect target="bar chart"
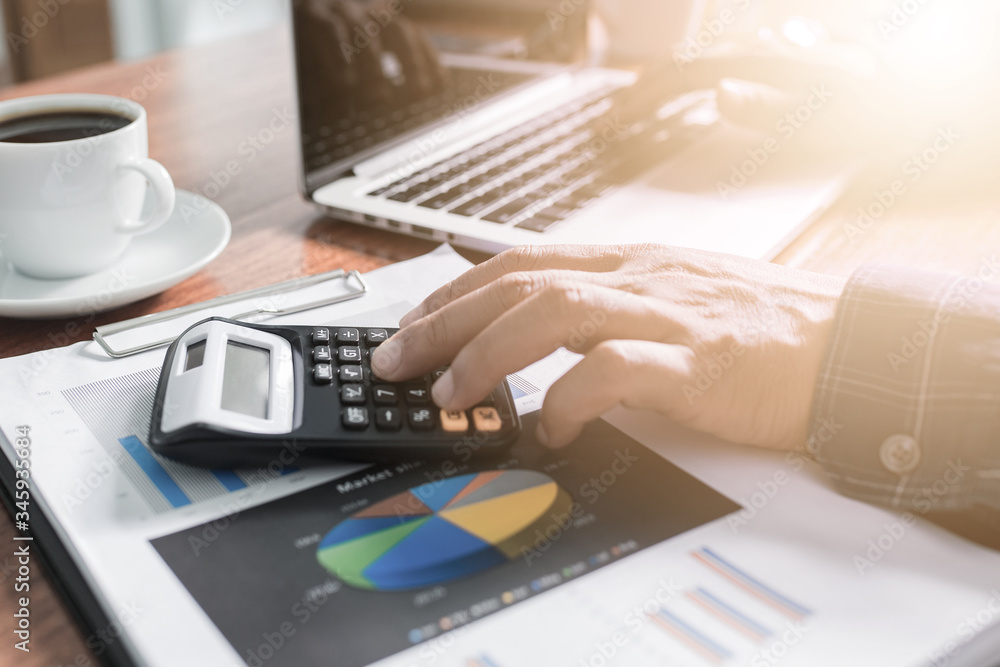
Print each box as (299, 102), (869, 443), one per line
(63, 368), (294, 513)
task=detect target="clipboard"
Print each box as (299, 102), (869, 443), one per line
(92, 269), (369, 358)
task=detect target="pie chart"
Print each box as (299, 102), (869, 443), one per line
(316, 470), (573, 591)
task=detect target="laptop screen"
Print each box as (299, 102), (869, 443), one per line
(291, 0), (588, 194)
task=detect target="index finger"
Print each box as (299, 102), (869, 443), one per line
(399, 244), (629, 327)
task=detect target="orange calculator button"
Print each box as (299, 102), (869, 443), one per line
(472, 407), (503, 432)
(440, 409), (469, 432)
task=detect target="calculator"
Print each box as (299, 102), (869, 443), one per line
(149, 317), (521, 466)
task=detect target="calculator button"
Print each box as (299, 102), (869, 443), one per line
(404, 384), (430, 404)
(472, 407), (503, 432)
(339, 365), (364, 382)
(336, 328), (360, 344)
(375, 407), (402, 431)
(340, 384), (366, 404)
(338, 346), (362, 363)
(342, 407), (370, 430)
(313, 364), (334, 384)
(313, 346), (333, 363)
(312, 328), (331, 344)
(372, 385), (398, 405)
(440, 409), (469, 433)
(408, 408), (434, 430)
(431, 367), (448, 381)
(366, 328), (388, 345)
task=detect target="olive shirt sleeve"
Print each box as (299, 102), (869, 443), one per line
(807, 263), (1000, 513)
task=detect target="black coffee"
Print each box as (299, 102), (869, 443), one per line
(0, 110), (132, 144)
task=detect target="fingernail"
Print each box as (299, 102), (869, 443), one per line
(431, 370), (455, 407)
(535, 423), (551, 447)
(371, 339), (401, 378)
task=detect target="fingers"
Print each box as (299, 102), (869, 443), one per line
(426, 284), (674, 411)
(716, 78), (799, 132)
(538, 340), (694, 447)
(374, 269), (618, 381)
(399, 245), (629, 327)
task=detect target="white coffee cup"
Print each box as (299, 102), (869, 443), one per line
(0, 94), (175, 280)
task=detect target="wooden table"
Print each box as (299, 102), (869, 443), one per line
(1, 23), (998, 667)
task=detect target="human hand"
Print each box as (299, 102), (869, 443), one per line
(599, 37), (906, 162)
(371, 245), (846, 451)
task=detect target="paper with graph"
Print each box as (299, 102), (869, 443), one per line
(0, 245), (998, 667)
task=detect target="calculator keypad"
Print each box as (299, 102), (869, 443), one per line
(310, 326), (510, 438)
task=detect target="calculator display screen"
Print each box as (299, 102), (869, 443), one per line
(220, 342), (270, 419)
(184, 340), (206, 371)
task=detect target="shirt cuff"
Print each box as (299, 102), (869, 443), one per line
(808, 263), (1000, 512)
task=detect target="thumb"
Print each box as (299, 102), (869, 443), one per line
(716, 78), (798, 133)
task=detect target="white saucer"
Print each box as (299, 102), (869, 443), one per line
(0, 190), (231, 319)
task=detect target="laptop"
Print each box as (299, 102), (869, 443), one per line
(290, 0), (854, 260)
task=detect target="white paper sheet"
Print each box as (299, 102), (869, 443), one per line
(0, 244), (997, 667)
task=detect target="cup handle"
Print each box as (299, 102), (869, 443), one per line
(114, 158), (176, 235)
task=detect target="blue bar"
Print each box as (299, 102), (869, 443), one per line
(119, 436), (191, 508)
(696, 587), (773, 638)
(656, 609), (733, 660)
(701, 547), (812, 617)
(211, 469), (248, 492)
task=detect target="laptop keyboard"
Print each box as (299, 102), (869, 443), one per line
(369, 89), (716, 233)
(304, 68), (537, 172)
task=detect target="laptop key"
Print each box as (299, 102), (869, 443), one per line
(419, 190), (465, 210)
(560, 190), (597, 209)
(451, 196), (495, 217)
(388, 188), (423, 202)
(482, 197), (535, 224)
(535, 205), (575, 221)
(515, 216), (561, 232)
